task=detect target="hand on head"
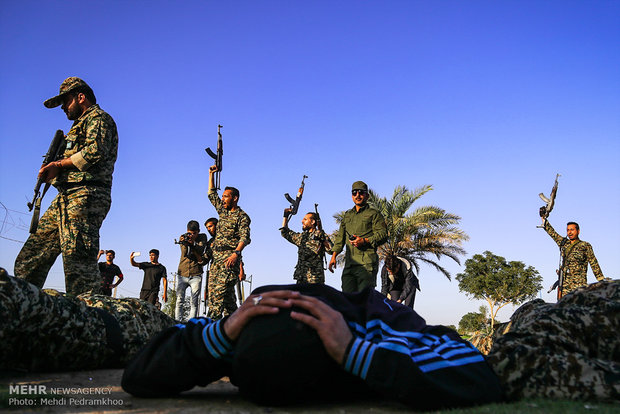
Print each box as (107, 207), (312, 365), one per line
(223, 290), (298, 341)
(222, 290), (353, 365)
(290, 294), (353, 364)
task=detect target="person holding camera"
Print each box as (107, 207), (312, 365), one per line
(176, 220), (208, 321)
(97, 249), (124, 296)
(329, 181), (387, 293)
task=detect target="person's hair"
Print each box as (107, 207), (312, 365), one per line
(567, 221), (580, 230)
(106, 249), (115, 257)
(187, 220), (200, 231)
(73, 85), (97, 104)
(225, 186), (240, 199)
(205, 217), (218, 226)
(306, 212), (318, 223)
(149, 249), (160, 256)
(385, 255), (400, 270)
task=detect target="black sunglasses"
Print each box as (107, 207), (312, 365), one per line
(351, 190), (368, 196)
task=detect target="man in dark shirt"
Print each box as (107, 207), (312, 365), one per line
(97, 249), (123, 296)
(121, 284), (504, 410)
(131, 249), (168, 306)
(176, 220), (208, 320)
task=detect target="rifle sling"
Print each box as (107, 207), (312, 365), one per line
(561, 240), (581, 269)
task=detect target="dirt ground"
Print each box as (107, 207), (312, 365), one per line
(1, 368), (412, 413)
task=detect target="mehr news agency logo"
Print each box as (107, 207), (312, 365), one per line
(7, 384), (124, 407)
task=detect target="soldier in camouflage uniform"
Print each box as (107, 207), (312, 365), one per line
(280, 210), (329, 284)
(14, 77), (118, 295)
(207, 165), (251, 319)
(487, 280), (619, 402)
(542, 218), (605, 297)
(0, 268), (174, 371)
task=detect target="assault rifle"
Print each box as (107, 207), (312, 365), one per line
(205, 125), (223, 190)
(236, 261), (247, 307)
(203, 263), (210, 315)
(283, 175), (307, 227)
(27, 130), (65, 233)
(547, 238), (570, 300)
(537, 173), (560, 228)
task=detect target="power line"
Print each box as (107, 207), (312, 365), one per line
(0, 201), (29, 243)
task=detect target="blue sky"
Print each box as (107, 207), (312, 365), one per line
(1, 1), (618, 325)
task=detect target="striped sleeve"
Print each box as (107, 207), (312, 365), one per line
(202, 319), (234, 359)
(341, 319), (503, 408)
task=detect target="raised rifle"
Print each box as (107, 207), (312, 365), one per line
(283, 175), (307, 227)
(27, 130), (65, 233)
(205, 125), (223, 190)
(537, 173), (560, 228)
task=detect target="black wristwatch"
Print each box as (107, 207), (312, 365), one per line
(234, 250), (242, 257)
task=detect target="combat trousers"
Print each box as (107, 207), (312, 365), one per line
(341, 263), (378, 293)
(487, 280), (620, 401)
(0, 269), (175, 371)
(207, 250), (239, 320)
(14, 185), (111, 295)
(175, 274), (202, 320)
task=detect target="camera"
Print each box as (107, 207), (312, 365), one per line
(175, 232), (193, 246)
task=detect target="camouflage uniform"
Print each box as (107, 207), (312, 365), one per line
(0, 268), (174, 371)
(15, 80), (118, 295)
(280, 227), (326, 284)
(207, 190), (251, 319)
(544, 220), (605, 295)
(487, 280), (620, 402)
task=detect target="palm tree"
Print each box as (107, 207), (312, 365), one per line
(333, 185), (468, 280)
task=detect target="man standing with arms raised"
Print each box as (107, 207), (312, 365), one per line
(542, 216), (606, 297)
(281, 211), (329, 284)
(329, 181), (387, 293)
(15, 77), (118, 295)
(207, 165), (251, 319)
(97, 249), (124, 296)
(131, 249), (168, 306)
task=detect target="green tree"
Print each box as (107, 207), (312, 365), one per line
(459, 307), (487, 334)
(456, 251), (542, 330)
(333, 185), (469, 280)
(161, 288), (191, 321)
(458, 305), (500, 334)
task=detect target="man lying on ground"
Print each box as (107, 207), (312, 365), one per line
(122, 283), (504, 410)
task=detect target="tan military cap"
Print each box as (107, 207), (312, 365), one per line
(44, 77), (91, 108)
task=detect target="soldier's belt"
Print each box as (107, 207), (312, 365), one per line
(55, 181), (110, 191)
(212, 245), (235, 252)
